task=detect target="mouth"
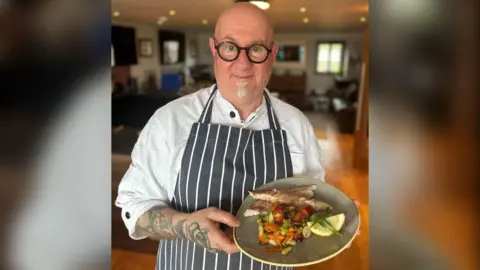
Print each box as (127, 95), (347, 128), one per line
(233, 75), (254, 80)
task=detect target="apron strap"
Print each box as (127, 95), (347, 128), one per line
(198, 85), (282, 130)
(198, 84), (218, 124)
(263, 91), (282, 130)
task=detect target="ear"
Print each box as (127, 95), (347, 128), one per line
(270, 42), (279, 65)
(209, 38), (216, 57)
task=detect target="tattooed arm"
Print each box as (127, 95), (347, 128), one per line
(135, 207), (187, 241)
(135, 206), (240, 254)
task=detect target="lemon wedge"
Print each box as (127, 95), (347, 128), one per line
(325, 213), (346, 231)
(309, 223), (333, 237)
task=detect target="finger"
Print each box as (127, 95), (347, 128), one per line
(212, 228), (240, 254)
(353, 200), (361, 208)
(207, 208), (241, 227)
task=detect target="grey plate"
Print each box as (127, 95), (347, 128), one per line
(233, 177), (360, 267)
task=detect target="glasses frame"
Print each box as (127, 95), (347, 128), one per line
(213, 37), (273, 64)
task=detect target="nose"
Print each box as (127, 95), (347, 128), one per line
(236, 49), (252, 67)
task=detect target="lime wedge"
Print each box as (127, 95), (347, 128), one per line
(310, 223), (333, 237)
(325, 213), (346, 231)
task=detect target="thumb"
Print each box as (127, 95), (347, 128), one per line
(207, 208), (240, 227)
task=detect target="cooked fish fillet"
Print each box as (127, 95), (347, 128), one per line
(243, 198), (331, 217)
(308, 200), (331, 211)
(243, 185), (331, 217)
(248, 185), (317, 201)
(243, 200), (273, 217)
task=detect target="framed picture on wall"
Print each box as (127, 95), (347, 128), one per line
(138, 39), (153, 57)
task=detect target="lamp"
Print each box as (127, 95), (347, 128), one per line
(246, 0), (270, 10)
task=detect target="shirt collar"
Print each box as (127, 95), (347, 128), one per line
(213, 86), (267, 119)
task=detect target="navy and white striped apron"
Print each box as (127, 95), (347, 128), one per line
(156, 85), (294, 270)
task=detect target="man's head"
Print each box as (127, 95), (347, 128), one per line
(210, 3), (277, 107)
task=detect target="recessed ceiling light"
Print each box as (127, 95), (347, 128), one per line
(157, 16), (167, 25)
(303, 17), (309, 24)
(169, 10), (176, 16)
(113, 11), (120, 17)
(249, 0), (270, 10)
(360, 16), (367, 22)
(202, 19), (208, 25)
(300, 7), (307, 13)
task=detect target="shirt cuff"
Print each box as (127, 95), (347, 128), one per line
(120, 200), (168, 240)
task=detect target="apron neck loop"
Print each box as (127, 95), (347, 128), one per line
(198, 84), (218, 124)
(263, 91), (281, 130)
(198, 85), (282, 130)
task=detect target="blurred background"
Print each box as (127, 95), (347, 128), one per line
(111, 0), (369, 146)
(0, 0), (477, 269)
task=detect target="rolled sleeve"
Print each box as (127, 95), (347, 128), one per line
(119, 198), (167, 240)
(115, 113), (172, 240)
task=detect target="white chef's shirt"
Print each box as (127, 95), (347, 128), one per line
(115, 85), (325, 239)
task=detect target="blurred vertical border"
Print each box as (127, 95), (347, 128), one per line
(370, 0), (478, 269)
(1, 0), (111, 269)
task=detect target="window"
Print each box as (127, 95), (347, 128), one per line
(316, 42), (345, 74)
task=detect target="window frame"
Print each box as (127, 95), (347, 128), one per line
(315, 41), (346, 75)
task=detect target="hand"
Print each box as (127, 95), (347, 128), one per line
(175, 207), (240, 254)
(345, 200), (361, 249)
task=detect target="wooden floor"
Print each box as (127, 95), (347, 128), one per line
(112, 129), (369, 269)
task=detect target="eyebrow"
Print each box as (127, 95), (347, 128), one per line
(220, 36), (268, 46)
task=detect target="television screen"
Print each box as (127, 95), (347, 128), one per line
(276, 45), (304, 62)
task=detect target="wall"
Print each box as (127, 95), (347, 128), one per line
(109, 21), (363, 93)
(112, 20), (162, 91)
(183, 31), (364, 93)
(274, 32), (364, 94)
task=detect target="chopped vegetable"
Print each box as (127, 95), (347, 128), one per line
(264, 223), (280, 233)
(273, 212), (284, 223)
(256, 202), (344, 255)
(303, 206), (314, 216)
(302, 226), (312, 238)
(258, 233), (269, 244)
(267, 239), (277, 246)
(283, 233), (294, 245)
(281, 246), (293, 255)
(292, 212), (304, 223)
(271, 202), (278, 211)
(293, 233), (303, 240)
(267, 213), (274, 224)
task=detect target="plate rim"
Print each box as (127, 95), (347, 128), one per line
(232, 177), (361, 267)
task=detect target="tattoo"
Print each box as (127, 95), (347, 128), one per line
(186, 222), (220, 253)
(136, 209), (220, 253)
(136, 208), (178, 240)
(174, 219), (187, 238)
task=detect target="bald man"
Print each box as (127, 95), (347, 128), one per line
(116, 3), (325, 270)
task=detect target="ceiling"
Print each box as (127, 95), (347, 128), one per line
(111, 0), (369, 31)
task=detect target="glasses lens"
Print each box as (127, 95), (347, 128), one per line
(218, 42), (239, 60)
(248, 44), (269, 62)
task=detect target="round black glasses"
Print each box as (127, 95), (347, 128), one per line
(213, 37), (272, 64)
